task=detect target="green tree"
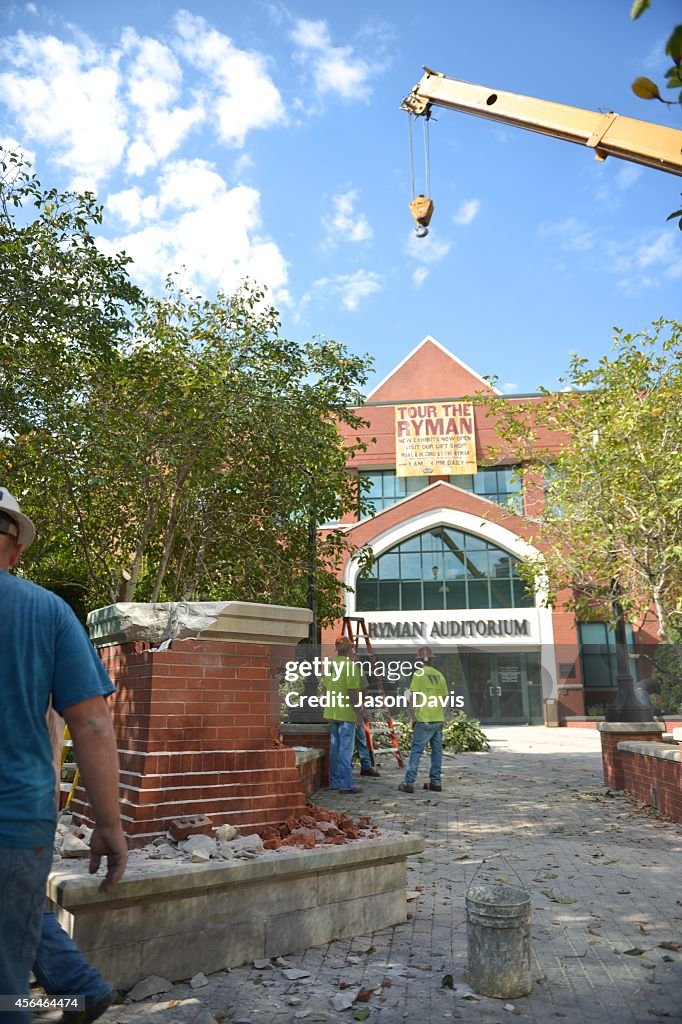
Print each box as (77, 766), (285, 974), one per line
(3, 277), (374, 623)
(484, 319), (682, 641)
(0, 150), (142, 429)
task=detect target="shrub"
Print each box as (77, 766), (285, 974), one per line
(442, 714), (490, 753)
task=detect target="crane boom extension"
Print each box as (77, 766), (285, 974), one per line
(402, 70), (682, 177)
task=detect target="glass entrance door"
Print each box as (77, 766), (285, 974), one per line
(444, 652), (541, 724)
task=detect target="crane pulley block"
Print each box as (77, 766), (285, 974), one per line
(409, 194), (434, 234)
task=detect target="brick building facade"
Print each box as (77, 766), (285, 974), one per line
(321, 337), (659, 726)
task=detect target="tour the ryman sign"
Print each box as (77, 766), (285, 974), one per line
(395, 402), (477, 477)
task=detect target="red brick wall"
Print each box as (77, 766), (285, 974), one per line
(71, 637), (308, 844)
(599, 728), (664, 790)
(620, 749), (682, 822)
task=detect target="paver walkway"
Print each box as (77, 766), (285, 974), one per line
(113, 727), (682, 1024)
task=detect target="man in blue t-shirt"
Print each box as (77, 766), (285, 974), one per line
(0, 489), (127, 1023)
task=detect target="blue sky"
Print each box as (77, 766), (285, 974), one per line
(0, 0), (679, 394)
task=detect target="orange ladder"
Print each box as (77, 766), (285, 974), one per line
(342, 616), (404, 769)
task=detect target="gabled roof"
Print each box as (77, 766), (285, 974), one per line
(366, 336), (500, 403)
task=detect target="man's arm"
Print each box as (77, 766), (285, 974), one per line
(62, 695), (127, 892)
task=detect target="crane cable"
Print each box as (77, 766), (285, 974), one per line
(407, 112), (432, 199)
(407, 112), (433, 236)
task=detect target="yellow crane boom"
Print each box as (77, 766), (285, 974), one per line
(402, 69), (682, 177)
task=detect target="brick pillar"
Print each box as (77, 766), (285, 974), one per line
(598, 722), (664, 789)
(71, 601), (313, 846)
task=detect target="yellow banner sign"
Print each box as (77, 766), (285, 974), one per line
(395, 402), (477, 477)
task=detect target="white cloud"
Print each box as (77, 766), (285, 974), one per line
(538, 218), (595, 252)
(500, 382), (519, 394)
(305, 269), (381, 312)
(608, 229), (682, 290)
(100, 158), (289, 301)
(404, 229), (452, 264)
(453, 198), (480, 226)
(106, 186), (157, 227)
(122, 28), (204, 176)
(290, 17), (377, 101)
(173, 10), (285, 147)
(412, 267), (429, 287)
(324, 189), (372, 245)
(290, 19), (330, 51)
(0, 30), (127, 189)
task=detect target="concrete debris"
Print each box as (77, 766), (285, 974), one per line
(282, 969), (311, 981)
(61, 833), (91, 858)
(183, 834), (216, 855)
(253, 959), (272, 970)
(191, 849), (211, 864)
(215, 824), (238, 842)
(331, 989), (359, 1011)
(127, 975), (173, 1001)
(229, 833), (264, 854)
(189, 972), (209, 989)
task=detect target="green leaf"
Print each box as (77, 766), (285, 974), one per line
(441, 974), (454, 989)
(353, 1010), (370, 1022)
(622, 947), (646, 956)
(665, 25), (682, 63)
(631, 76), (661, 99)
(630, 0), (651, 19)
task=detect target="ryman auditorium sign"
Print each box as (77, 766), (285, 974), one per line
(367, 617), (532, 641)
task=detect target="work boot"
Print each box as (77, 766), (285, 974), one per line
(60, 990), (116, 1024)
(338, 786), (364, 794)
(361, 766), (381, 777)
(423, 782), (442, 792)
(398, 783), (414, 793)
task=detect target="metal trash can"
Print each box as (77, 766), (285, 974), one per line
(543, 697), (559, 727)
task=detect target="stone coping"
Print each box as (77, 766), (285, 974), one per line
(87, 600), (312, 647)
(48, 832), (425, 910)
(293, 747), (325, 767)
(673, 728), (682, 742)
(598, 722), (665, 734)
(617, 740), (681, 763)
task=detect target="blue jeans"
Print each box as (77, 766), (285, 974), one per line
(404, 721), (443, 786)
(0, 845), (53, 1024)
(33, 911), (112, 1007)
(329, 720), (356, 791)
(355, 723), (373, 770)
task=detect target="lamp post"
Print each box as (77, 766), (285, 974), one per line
(289, 475), (325, 724)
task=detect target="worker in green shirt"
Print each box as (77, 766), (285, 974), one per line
(322, 637), (364, 794)
(399, 647), (449, 793)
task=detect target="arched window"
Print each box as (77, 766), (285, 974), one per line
(356, 526), (534, 612)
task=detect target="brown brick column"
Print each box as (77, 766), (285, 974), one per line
(71, 602), (312, 846)
(598, 722), (664, 789)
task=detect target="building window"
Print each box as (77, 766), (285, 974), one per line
(578, 622), (636, 689)
(356, 526), (535, 612)
(358, 470), (429, 515)
(449, 466), (523, 513)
